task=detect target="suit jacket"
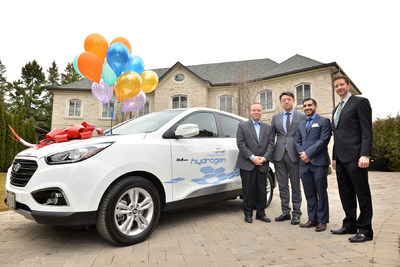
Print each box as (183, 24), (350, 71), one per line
(294, 114), (332, 167)
(332, 95), (373, 162)
(271, 110), (306, 162)
(236, 120), (274, 172)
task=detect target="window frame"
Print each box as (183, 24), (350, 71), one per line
(139, 101), (150, 117)
(101, 102), (115, 118)
(259, 90), (273, 111)
(171, 95), (188, 109)
(219, 95), (233, 113)
(67, 99), (82, 117)
(295, 83), (312, 106)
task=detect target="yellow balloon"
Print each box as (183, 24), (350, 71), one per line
(115, 71), (142, 102)
(141, 70), (159, 93)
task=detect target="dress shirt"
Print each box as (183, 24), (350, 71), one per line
(282, 109), (294, 134)
(306, 113), (318, 129)
(334, 93), (351, 122)
(249, 118), (260, 160)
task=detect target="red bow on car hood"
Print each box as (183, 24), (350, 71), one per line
(9, 122), (104, 149)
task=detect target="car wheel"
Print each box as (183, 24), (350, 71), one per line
(251, 171), (274, 209)
(265, 171), (274, 208)
(96, 176), (161, 246)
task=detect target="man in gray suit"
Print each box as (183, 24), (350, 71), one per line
(236, 102), (275, 223)
(271, 92), (306, 225)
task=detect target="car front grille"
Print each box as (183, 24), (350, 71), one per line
(10, 159), (38, 187)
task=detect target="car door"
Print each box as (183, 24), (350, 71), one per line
(169, 111), (240, 201)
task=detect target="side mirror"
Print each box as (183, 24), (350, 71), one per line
(175, 124), (199, 138)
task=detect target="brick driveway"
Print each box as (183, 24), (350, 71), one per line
(0, 171), (399, 266)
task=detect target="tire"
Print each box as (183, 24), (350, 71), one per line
(96, 176), (161, 246)
(252, 171), (274, 209)
(265, 171), (274, 208)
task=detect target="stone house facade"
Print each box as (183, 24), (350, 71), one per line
(49, 54), (361, 131)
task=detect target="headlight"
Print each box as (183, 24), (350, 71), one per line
(45, 142), (114, 165)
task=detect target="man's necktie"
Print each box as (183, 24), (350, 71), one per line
(334, 101), (344, 128)
(285, 112), (291, 133)
(306, 118), (312, 132)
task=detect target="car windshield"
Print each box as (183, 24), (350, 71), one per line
(103, 110), (184, 135)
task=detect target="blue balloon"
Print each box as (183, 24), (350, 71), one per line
(106, 43), (130, 77)
(124, 55), (145, 75)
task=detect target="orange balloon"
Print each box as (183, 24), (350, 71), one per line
(141, 70), (159, 93)
(84, 33), (108, 63)
(77, 52), (102, 83)
(110, 37), (132, 54)
(115, 71), (142, 102)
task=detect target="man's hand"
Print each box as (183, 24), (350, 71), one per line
(251, 156), (265, 165)
(358, 156), (370, 168)
(299, 152), (310, 163)
(332, 160), (336, 170)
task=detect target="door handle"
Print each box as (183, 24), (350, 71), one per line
(214, 148), (225, 153)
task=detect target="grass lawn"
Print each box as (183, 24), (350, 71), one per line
(0, 173), (8, 211)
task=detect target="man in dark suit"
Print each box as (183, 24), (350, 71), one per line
(236, 102), (275, 223)
(294, 98), (331, 232)
(271, 92), (306, 225)
(330, 75), (373, 243)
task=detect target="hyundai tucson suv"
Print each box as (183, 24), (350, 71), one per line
(5, 108), (275, 245)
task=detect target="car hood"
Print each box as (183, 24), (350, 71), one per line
(15, 133), (147, 159)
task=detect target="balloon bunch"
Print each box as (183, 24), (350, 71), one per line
(73, 33), (159, 125)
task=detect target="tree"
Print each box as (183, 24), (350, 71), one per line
(4, 111), (14, 171)
(0, 102), (6, 171)
(233, 65), (257, 118)
(61, 62), (82, 85)
(6, 60), (53, 130)
(0, 60), (7, 103)
(372, 114), (400, 171)
(47, 61), (61, 87)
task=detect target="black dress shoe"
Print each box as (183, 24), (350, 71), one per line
(349, 233), (373, 243)
(291, 215), (300, 225)
(256, 215), (271, 223)
(330, 227), (357, 235)
(275, 214), (291, 222)
(244, 216), (253, 223)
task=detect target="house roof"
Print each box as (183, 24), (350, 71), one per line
(49, 54), (360, 93)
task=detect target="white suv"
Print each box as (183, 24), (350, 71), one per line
(5, 108), (275, 245)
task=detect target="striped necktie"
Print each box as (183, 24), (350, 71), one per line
(334, 101), (344, 128)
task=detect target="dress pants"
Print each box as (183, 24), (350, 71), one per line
(274, 151), (302, 216)
(240, 167), (267, 218)
(300, 163), (329, 223)
(336, 159), (373, 235)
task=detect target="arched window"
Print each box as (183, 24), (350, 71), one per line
(219, 95), (232, 113)
(259, 90), (273, 110)
(68, 99), (82, 117)
(296, 84), (311, 105)
(172, 95), (188, 109)
(139, 101), (150, 116)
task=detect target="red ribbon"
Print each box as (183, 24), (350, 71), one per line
(42, 122), (103, 144)
(9, 122), (103, 149)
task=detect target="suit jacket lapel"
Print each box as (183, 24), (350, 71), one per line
(306, 114), (319, 136)
(248, 120), (259, 142)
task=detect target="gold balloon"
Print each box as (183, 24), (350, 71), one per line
(141, 70), (159, 93)
(115, 71), (142, 102)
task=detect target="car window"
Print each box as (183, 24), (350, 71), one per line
(215, 113), (242, 137)
(179, 112), (218, 137)
(104, 110), (183, 135)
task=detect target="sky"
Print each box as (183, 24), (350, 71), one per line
(1, 0), (399, 119)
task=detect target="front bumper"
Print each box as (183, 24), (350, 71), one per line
(5, 197), (97, 226)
